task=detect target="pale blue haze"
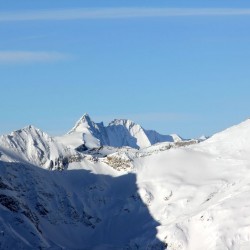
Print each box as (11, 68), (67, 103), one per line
(0, 0), (250, 138)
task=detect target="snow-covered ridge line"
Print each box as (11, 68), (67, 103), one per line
(57, 113), (186, 150)
(0, 125), (78, 169)
(0, 113), (201, 170)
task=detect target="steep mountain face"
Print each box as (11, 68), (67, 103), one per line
(57, 114), (106, 149)
(105, 119), (152, 148)
(0, 125), (75, 168)
(57, 114), (182, 150)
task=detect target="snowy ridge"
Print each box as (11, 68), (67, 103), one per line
(0, 125), (75, 168)
(195, 118), (250, 159)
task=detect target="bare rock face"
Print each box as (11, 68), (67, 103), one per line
(105, 154), (133, 171)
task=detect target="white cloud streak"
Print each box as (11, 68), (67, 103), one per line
(0, 8), (250, 22)
(0, 51), (69, 63)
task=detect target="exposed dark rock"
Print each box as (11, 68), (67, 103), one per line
(0, 194), (20, 212)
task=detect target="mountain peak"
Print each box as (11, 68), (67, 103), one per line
(68, 113), (93, 134)
(9, 125), (43, 136)
(23, 125), (40, 131)
(78, 113), (91, 123)
(82, 112), (90, 118)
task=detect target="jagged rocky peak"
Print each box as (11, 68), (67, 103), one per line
(68, 113), (94, 133)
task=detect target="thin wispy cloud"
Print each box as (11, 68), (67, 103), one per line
(1, 8), (250, 22)
(0, 51), (70, 64)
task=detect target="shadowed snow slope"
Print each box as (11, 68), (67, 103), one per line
(0, 161), (165, 249)
(57, 113), (182, 149)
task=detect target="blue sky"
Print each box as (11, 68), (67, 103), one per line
(1, 0), (250, 138)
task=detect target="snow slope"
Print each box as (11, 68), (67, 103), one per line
(133, 119), (250, 249)
(195, 118), (250, 160)
(57, 114), (183, 150)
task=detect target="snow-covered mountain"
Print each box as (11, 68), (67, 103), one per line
(0, 125), (76, 169)
(57, 114), (109, 149)
(1, 117), (250, 249)
(57, 113), (183, 150)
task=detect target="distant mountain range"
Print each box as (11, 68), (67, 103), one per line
(0, 114), (188, 168)
(57, 113), (183, 150)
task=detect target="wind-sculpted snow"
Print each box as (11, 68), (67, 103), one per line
(0, 161), (166, 249)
